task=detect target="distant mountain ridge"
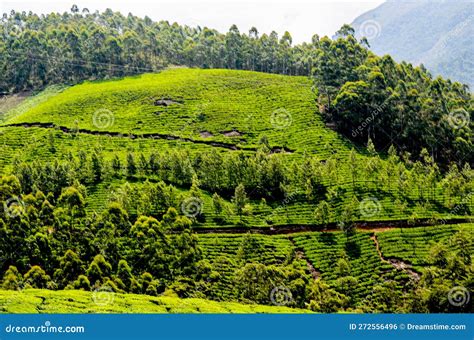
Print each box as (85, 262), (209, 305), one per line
(352, 0), (474, 88)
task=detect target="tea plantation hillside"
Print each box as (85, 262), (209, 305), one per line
(0, 69), (472, 227)
(4, 68), (347, 155)
(376, 223), (474, 272)
(2, 224), (472, 313)
(0, 68), (472, 314)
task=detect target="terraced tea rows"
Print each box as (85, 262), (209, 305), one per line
(3, 69), (350, 156)
(198, 234), (300, 299)
(0, 126), (235, 173)
(85, 179), (470, 228)
(2, 225), (471, 312)
(1, 68), (472, 228)
(376, 223), (474, 271)
(291, 232), (408, 302)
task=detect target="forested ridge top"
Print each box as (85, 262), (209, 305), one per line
(1, 7), (472, 166)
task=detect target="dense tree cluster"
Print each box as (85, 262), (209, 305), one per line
(0, 173), (203, 296)
(314, 25), (472, 165)
(0, 7), (312, 93)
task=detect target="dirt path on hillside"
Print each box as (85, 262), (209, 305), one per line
(3, 122), (294, 154)
(194, 218), (470, 235)
(289, 237), (320, 280)
(370, 234), (420, 280)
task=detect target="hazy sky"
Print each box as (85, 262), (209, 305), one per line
(0, 0), (384, 43)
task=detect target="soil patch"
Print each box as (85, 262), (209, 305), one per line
(154, 98), (182, 107)
(222, 130), (243, 137)
(371, 235), (420, 280)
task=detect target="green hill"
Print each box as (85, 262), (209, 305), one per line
(2, 68), (349, 156)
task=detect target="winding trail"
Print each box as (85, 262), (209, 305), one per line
(289, 237), (320, 280)
(2, 122), (294, 153)
(370, 234), (420, 280)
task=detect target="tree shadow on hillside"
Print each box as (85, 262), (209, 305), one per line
(320, 232), (337, 246)
(345, 237), (361, 259)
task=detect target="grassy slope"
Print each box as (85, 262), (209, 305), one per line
(0, 289), (308, 313)
(0, 69), (352, 170)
